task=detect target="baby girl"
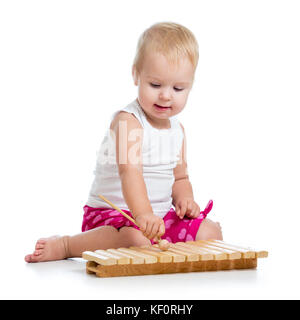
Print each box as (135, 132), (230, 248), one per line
(25, 22), (222, 263)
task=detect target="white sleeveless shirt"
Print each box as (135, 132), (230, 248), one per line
(86, 99), (184, 218)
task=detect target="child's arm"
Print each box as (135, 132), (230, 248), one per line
(110, 111), (165, 240)
(172, 124), (201, 219)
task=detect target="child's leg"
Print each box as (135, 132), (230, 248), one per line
(118, 226), (151, 247)
(25, 226), (121, 263)
(195, 218), (223, 241)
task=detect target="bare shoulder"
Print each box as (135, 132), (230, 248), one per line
(110, 111), (142, 132)
(111, 111), (143, 169)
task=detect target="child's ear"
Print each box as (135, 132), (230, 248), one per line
(132, 65), (138, 86)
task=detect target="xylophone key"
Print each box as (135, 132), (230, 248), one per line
(255, 251), (268, 258)
(168, 244), (199, 262)
(106, 249), (144, 264)
(82, 251), (117, 266)
(195, 241), (241, 260)
(152, 244), (186, 262)
(174, 242), (214, 261)
(95, 249), (130, 265)
(203, 240), (255, 258)
(117, 248), (157, 264)
(184, 242), (227, 260)
(130, 246), (172, 263)
(208, 240), (268, 258)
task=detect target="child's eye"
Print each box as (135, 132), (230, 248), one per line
(174, 87), (184, 92)
(150, 83), (160, 88)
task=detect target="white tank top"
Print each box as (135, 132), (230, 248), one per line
(86, 99), (184, 218)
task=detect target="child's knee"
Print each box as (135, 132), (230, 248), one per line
(118, 227), (151, 247)
(196, 219), (223, 241)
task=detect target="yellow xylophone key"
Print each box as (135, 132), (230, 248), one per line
(95, 249), (130, 265)
(130, 246), (172, 263)
(152, 244), (186, 262)
(174, 242), (214, 261)
(255, 250), (268, 258)
(185, 242), (227, 260)
(208, 240), (268, 258)
(194, 241), (241, 260)
(117, 248), (157, 264)
(197, 241), (242, 259)
(168, 244), (199, 262)
(106, 249), (144, 264)
(203, 240), (255, 258)
(82, 251), (117, 266)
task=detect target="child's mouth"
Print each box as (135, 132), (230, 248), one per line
(154, 104), (171, 110)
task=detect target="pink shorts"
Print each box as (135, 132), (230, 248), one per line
(82, 200), (213, 244)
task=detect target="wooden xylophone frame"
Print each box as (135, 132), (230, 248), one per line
(82, 240), (268, 278)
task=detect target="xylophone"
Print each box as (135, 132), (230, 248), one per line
(82, 240), (268, 277)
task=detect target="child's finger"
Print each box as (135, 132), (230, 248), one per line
(146, 219), (159, 240)
(139, 220), (147, 237)
(190, 211), (198, 218)
(153, 236), (159, 243)
(175, 204), (180, 216)
(158, 221), (165, 238)
(179, 202), (187, 218)
(149, 222), (161, 240)
(185, 204), (196, 218)
(146, 224), (155, 240)
(190, 205), (200, 218)
(144, 222), (152, 239)
(193, 211), (200, 218)
(138, 220), (147, 233)
(186, 201), (193, 214)
(152, 223), (165, 243)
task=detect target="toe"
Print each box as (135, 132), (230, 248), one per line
(33, 249), (43, 256)
(25, 254), (38, 263)
(37, 238), (47, 244)
(35, 243), (45, 250)
(27, 254), (44, 263)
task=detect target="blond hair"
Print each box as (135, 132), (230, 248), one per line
(133, 22), (199, 74)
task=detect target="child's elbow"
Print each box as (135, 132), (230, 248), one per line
(118, 164), (143, 179)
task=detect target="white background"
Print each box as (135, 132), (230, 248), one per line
(0, 0), (299, 300)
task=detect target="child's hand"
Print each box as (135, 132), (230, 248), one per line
(135, 213), (165, 240)
(175, 197), (200, 219)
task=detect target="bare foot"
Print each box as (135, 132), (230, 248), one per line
(25, 235), (69, 263)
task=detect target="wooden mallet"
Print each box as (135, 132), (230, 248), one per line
(98, 194), (170, 251)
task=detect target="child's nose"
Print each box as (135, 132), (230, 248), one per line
(159, 88), (172, 101)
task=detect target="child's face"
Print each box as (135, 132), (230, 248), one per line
(133, 52), (194, 125)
